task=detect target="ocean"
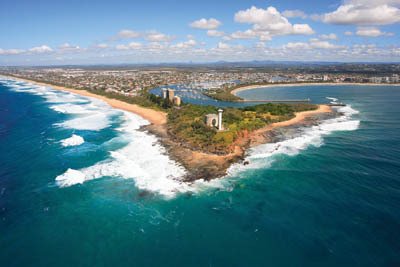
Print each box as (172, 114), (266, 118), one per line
(1, 79), (400, 266)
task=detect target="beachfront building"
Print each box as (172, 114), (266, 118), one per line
(205, 109), (223, 131)
(161, 88), (175, 101)
(161, 88), (182, 107)
(167, 88), (175, 102)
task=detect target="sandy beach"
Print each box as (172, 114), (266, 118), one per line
(1, 76), (167, 125)
(234, 104), (332, 149)
(231, 82), (400, 96)
(270, 104), (331, 128)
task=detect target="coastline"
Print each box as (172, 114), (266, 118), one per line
(1, 75), (332, 181)
(231, 82), (400, 96)
(232, 104), (332, 150)
(147, 104), (332, 181)
(0, 75), (167, 125)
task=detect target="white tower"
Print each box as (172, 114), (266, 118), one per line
(218, 109), (223, 131)
(161, 88), (167, 99)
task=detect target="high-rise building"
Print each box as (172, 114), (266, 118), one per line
(167, 89), (175, 102)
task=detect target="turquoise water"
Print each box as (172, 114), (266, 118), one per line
(1, 79), (400, 266)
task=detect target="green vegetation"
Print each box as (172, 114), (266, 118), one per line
(91, 89), (174, 110)
(204, 87), (242, 102)
(168, 102), (317, 154)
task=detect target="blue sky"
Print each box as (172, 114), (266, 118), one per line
(1, 0), (400, 65)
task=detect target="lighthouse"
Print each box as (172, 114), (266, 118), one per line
(218, 109), (223, 131)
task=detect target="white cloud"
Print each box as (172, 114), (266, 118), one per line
(217, 42), (230, 50)
(145, 31), (174, 42)
(344, 31), (353, 36)
(292, 24), (314, 35)
(207, 30), (225, 37)
(58, 43), (81, 52)
(190, 18), (221, 29)
(116, 30), (140, 39)
(282, 9), (307, 19)
(356, 27), (394, 37)
(115, 44), (128, 50)
(284, 42), (310, 49)
(255, 42), (266, 48)
(234, 6), (314, 38)
(147, 42), (167, 52)
(0, 48), (25, 55)
(322, 0), (400, 25)
(320, 33), (338, 40)
(310, 39), (344, 49)
(171, 39), (197, 49)
(230, 29), (257, 39)
(28, 45), (53, 54)
(116, 42), (142, 50)
(95, 43), (108, 49)
(284, 38), (345, 50)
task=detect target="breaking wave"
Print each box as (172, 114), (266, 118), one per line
(228, 102), (360, 175)
(2, 77), (362, 198)
(56, 111), (191, 198)
(1, 78), (195, 197)
(61, 134), (85, 147)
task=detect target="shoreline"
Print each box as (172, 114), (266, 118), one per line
(1, 75), (332, 181)
(0, 75), (167, 125)
(231, 82), (400, 96)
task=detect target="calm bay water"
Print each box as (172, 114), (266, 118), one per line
(1, 80), (400, 266)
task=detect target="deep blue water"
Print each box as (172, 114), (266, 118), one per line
(1, 80), (400, 266)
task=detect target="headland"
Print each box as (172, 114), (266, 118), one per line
(1, 75), (333, 181)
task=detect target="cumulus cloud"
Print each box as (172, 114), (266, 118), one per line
(0, 48), (25, 55)
(320, 33), (338, 40)
(28, 45), (53, 54)
(322, 0), (400, 25)
(115, 29), (140, 39)
(0, 45), (53, 56)
(58, 43), (82, 53)
(146, 42), (167, 52)
(145, 31), (174, 42)
(234, 6), (314, 40)
(94, 43), (108, 49)
(309, 39), (344, 49)
(254, 42), (266, 48)
(207, 30), (225, 37)
(284, 42), (310, 50)
(115, 42), (142, 50)
(171, 39), (197, 49)
(344, 31), (353, 36)
(190, 18), (221, 29)
(230, 29), (257, 39)
(282, 9), (308, 19)
(217, 42), (230, 50)
(284, 38), (345, 50)
(356, 27), (394, 37)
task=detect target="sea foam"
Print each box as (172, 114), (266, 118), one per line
(61, 134), (85, 147)
(55, 168), (86, 187)
(56, 111), (191, 198)
(4, 79), (115, 131)
(2, 78), (195, 197)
